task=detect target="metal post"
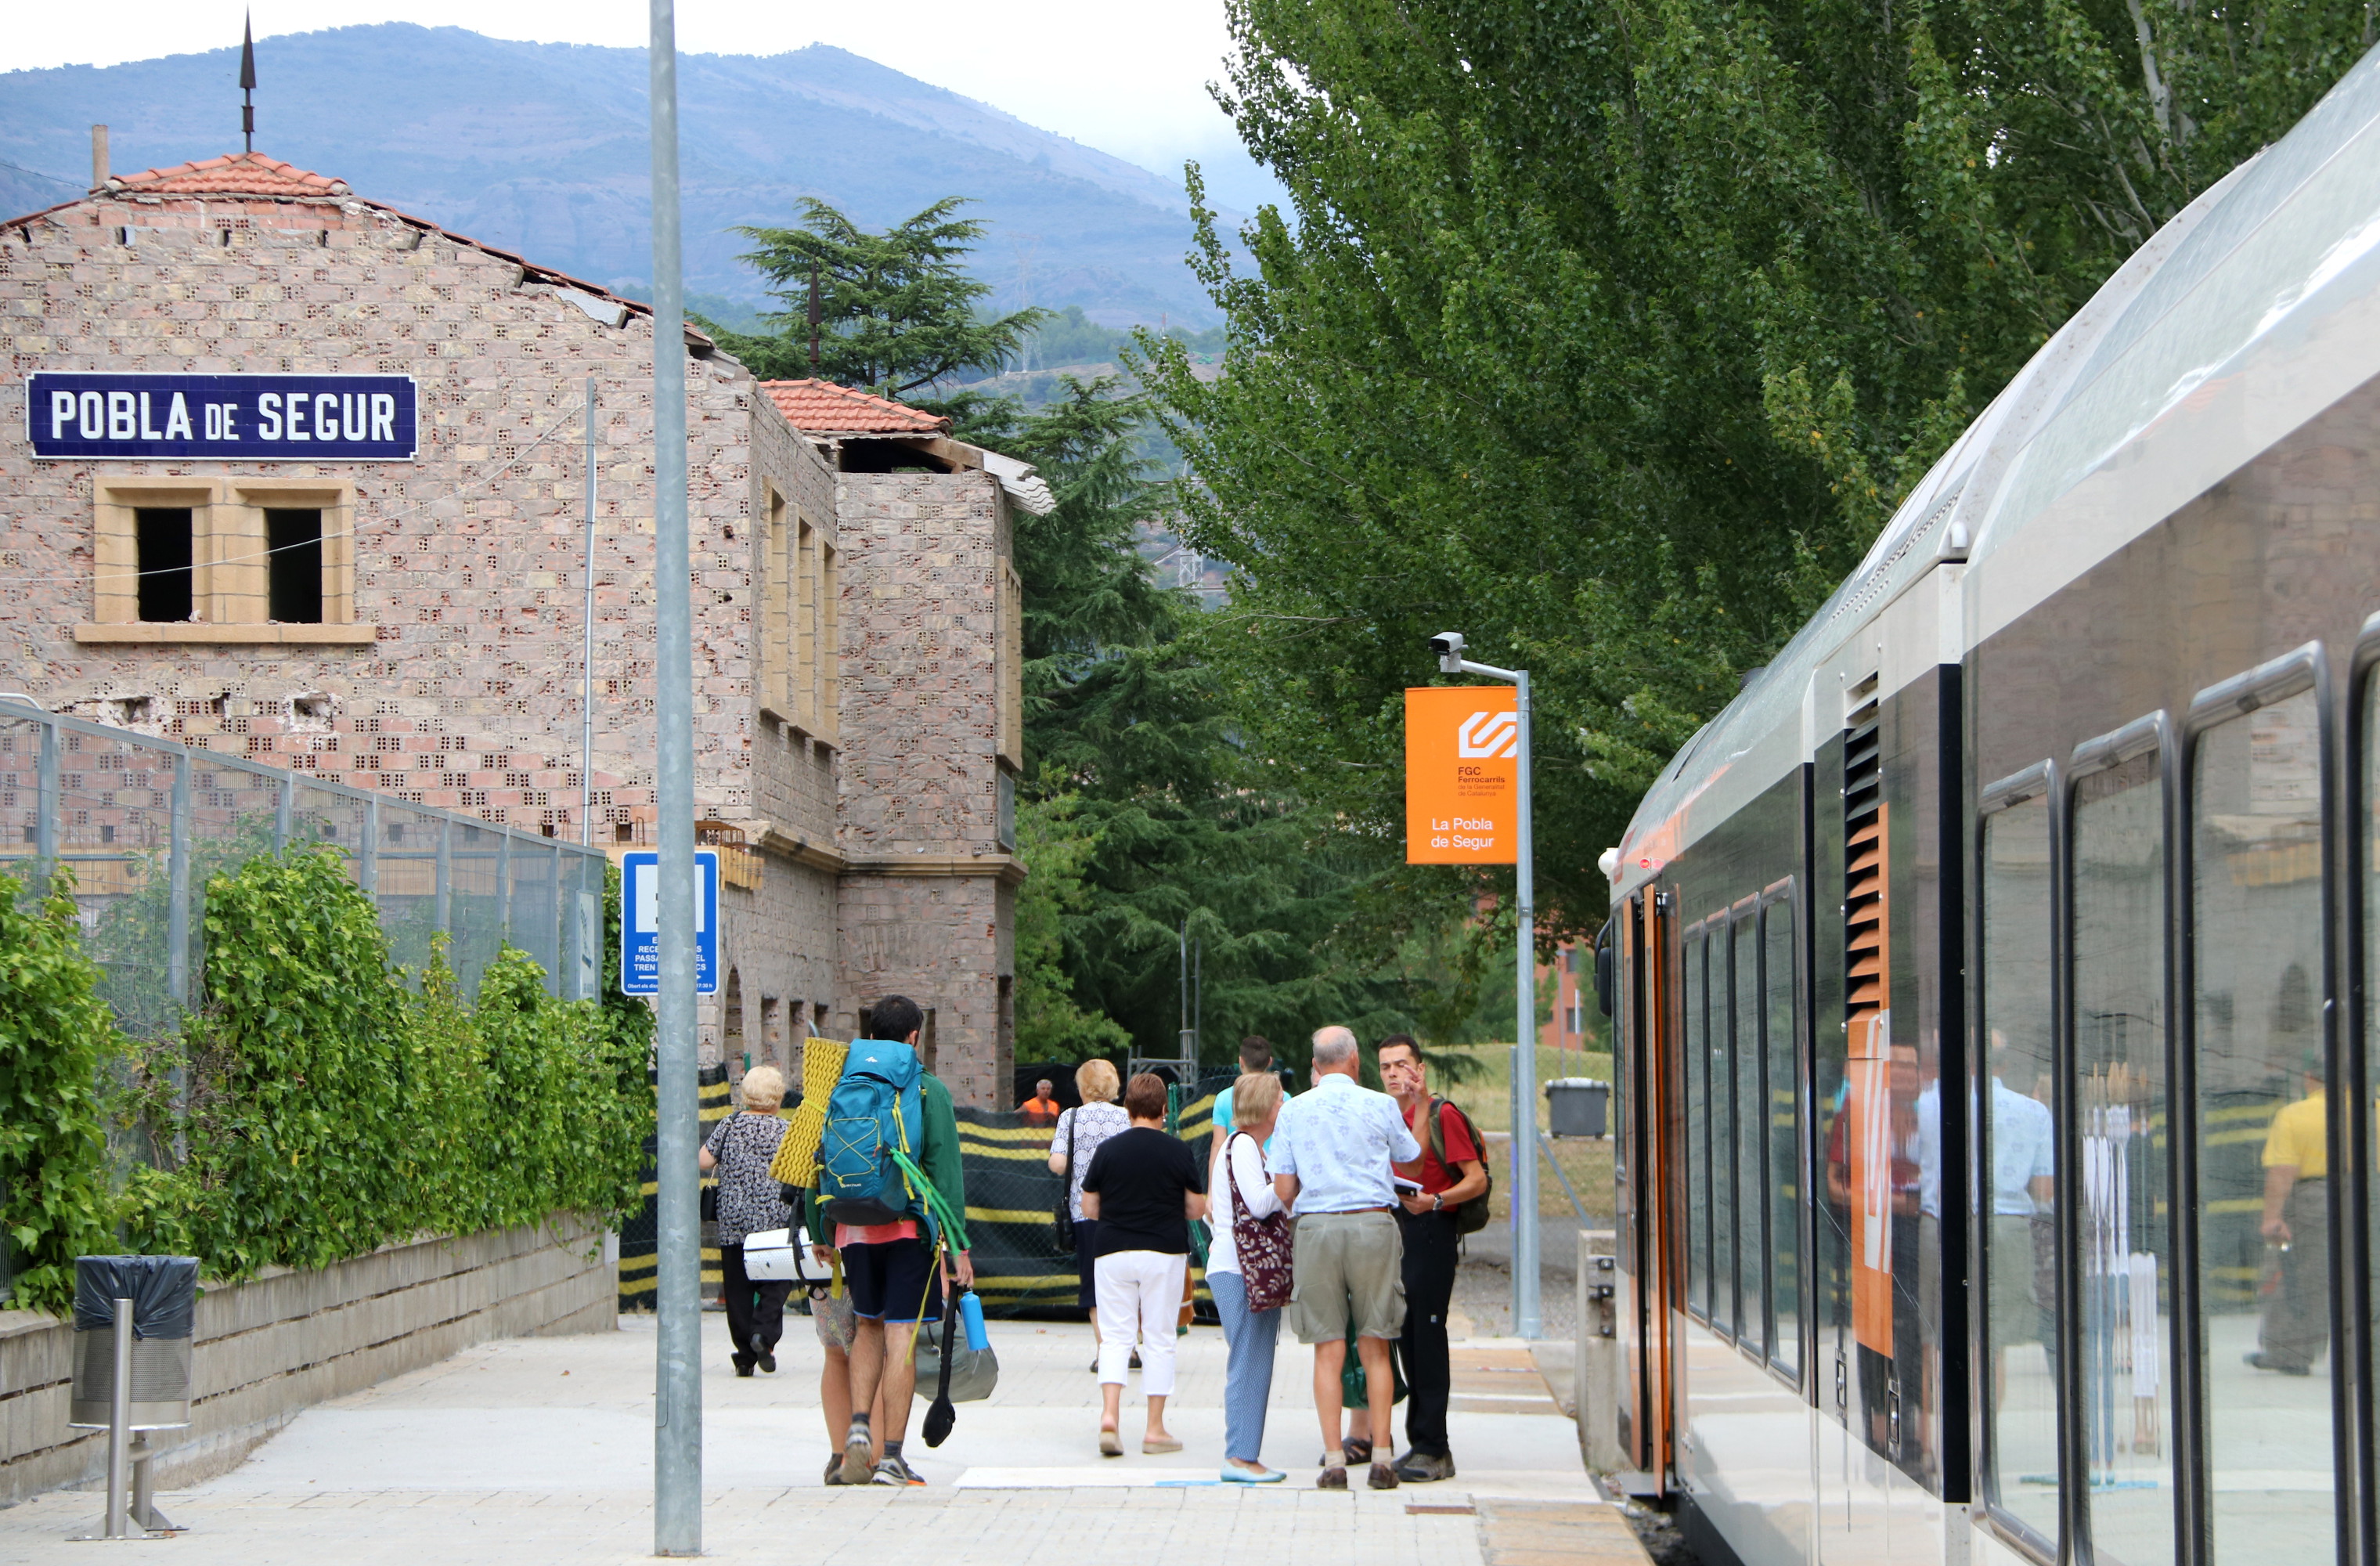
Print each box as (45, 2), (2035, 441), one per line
(166, 754), (191, 1009)
(435, 817), (452, 934)
(274, 774), (293, 850)
(35, 719), (57, 886)
(106, 1297), (132, 1539)
(1512, 667), (1539, 1339)
(582, 374), (598, 848)
(648, 0), (702, 1552)
(1441, 640), (1539, 1338)
(496, 828), (513, 942)
(359, 796), (378, 897)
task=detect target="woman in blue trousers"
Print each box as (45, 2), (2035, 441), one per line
(1208, 1070), (1289, 1482)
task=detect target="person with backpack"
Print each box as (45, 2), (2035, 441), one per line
(804, 994), (972, 1488)
(1377, 1034), (1490, 1483)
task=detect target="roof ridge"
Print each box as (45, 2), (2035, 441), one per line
(108, 150), (350, 198)
(759, 378), (950, 435)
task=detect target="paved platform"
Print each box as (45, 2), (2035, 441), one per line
(0, 1308), (1647, 1563)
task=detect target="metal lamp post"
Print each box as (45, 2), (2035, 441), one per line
(1434, 634), (1541, 1340)
(647, 0), (701, 1553)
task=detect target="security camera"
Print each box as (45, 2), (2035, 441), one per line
(1428, 630), (1465, 673)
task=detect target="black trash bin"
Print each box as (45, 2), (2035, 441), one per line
(69, 1255), (200, 1431)
(1545, 1077), (1610, 1139)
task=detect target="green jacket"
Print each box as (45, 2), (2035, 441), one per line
(912, 1072), (967, 1228)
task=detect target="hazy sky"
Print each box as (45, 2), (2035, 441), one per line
(2, 2), (1271, 200)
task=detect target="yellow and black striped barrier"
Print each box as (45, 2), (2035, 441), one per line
(619, 1072), (1228, 1317)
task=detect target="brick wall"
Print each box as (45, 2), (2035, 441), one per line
(0, 178), (1019, 1101)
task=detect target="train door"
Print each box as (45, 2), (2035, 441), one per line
(1616, 886), (1673, 1485)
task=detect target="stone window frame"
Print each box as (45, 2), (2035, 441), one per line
(78, 474), (370, 644)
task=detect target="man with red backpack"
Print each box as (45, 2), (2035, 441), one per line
(1378, 1034), (1490, 1483)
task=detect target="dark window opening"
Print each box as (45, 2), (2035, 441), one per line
(265, 509), (323, 623)
(135, 507), (193, 622)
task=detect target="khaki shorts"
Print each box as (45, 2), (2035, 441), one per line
(1287, 1210), (1405, 1344)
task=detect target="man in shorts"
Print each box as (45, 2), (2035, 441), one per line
(808, 994), (972, 1487)
(1271, 1025), (1421, 1491)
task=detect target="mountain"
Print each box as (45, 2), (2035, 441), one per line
(0, 24), (1237, 327)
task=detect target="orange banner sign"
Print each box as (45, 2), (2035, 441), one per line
(1405, 685), (1519, 864)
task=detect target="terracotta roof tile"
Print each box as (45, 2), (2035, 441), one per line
(760, 380), (950, 435)
(109, 151), (350, 198)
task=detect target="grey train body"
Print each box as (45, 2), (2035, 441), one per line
(1603, 41), (2380, 1566)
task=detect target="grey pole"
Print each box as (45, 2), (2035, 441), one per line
(582, 374), (597, 849)
(647, 0), (702, 1553)
(1512, 668), (1539, 1339)
(106, 1297), (132, 1538)
(1439, 639), (1540, 1338)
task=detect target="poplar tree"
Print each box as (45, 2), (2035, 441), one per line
(1140, 0), (2378, 934)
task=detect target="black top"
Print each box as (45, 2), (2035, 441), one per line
(1080, 1126), (1206, 1257)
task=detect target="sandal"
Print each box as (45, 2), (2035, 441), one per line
(1143, 1436), (1183, 1455)
(1099, 1428), (1124, 1458)
(1343, 1438), (1373, 1465)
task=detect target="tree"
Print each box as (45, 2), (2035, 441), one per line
(701, 197), (1049, 398)
(997, 378), (1420, 1068)
(1138, 0), (2378, 940)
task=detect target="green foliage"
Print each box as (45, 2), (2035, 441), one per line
(117, 846), (648, 1284)
(1139, 0), (2375, 938)
(701, 197), (1050, 397)
(0, 869), (122, 1314)
(1012, 796), (1130, 1061)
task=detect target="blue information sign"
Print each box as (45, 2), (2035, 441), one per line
(618, 849), (719, 997)
(26, 371), (417, 460)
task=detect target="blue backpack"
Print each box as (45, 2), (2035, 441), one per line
(817, 1039), (925, 1228)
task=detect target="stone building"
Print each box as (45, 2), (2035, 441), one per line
(0, 149), (1033, 1106)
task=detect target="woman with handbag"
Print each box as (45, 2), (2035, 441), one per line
(1048, 1059), (1130, 1369)
(698, 1065), (795, 1377)
(1207, 1070), (1291, 1481)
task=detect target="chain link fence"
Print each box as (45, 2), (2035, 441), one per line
(0, 699), (608, 1033)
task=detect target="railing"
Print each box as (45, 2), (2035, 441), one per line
(0, 699), (608, 1034)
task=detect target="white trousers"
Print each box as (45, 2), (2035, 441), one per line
(1094, 1249), (1185, 1397)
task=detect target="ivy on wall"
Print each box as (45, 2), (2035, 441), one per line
(0, 846), (651, 1316)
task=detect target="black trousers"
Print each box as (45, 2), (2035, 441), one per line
(720, 1242), (792, 1357)
(1396, 1207), (1460, 1457)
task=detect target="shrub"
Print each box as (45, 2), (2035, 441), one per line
(0, 869), (121, 1315)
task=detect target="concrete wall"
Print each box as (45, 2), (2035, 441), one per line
(0, 1218), (614, 1508)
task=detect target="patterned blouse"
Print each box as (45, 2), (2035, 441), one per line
(1051, 1100), (1132, 1221)
(703, 1111), (792, 1247)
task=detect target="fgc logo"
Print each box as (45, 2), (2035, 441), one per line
(1456, 710), (1518, 760)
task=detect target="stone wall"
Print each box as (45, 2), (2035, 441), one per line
(831, 470), (1019, 1103)
(0, 1219), (614, 1508)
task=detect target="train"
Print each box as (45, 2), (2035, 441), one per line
(1596, 42), (2380, 1566)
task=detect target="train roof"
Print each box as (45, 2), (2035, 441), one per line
(1615, 45), (2380, 899)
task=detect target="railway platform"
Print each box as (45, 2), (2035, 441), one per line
(0, 1309), (1650, 1565)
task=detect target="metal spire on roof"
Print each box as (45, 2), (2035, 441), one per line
(239, 13), (257, 153)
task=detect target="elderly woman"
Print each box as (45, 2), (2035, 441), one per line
(1208, 1070), (1289, 1481)
(700, 1065), (793, 1377)
(1048, 1058), (1131, 1366)
(1080, 1072), (1209, 1456)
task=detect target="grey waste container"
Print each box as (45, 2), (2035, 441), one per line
(1545, 1077), (1610, 1138)
(69, 1255), (199, 1431)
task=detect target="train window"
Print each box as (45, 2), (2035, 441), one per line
(1978, 783), (2057, 1553)
(1762, 889), (1800, 1379)
(1686, 924), (1711, 1322)
(1734, 911), (1765, 1359)
(1712, 917), (1737, 1340)
(2071, 741), (2176, 1566)
(2191, 683), (2333, 1561)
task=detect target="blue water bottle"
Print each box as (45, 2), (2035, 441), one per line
(957, 1289), (989, 1351)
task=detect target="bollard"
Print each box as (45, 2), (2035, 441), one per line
(106, 1297), (132, 1538)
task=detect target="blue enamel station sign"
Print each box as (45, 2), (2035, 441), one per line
(27, 372), (418, 460)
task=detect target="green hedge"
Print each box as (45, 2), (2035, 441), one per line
(0, 846), (651, 1315)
